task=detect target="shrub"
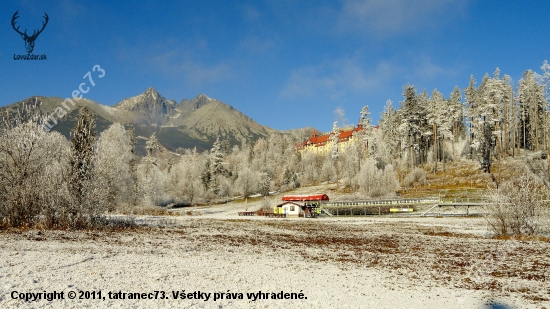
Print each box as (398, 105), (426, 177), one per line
(0, 117), (135, 230)
(403, 167), (427, 189)
(484, 172), (549, 236)
(0, 122), (72, 228)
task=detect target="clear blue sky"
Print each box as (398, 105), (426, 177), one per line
(1, 0), (550, 132)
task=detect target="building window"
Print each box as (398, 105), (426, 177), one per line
(290, 206), (295, 211)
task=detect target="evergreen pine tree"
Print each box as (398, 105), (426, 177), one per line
(68, 107), (97, 222)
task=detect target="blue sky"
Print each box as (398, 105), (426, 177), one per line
(1, 0), (550, 132)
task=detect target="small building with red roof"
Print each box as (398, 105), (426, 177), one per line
(274, 194), (330, 218)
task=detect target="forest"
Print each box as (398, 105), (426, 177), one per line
(2, 62), (550, 233)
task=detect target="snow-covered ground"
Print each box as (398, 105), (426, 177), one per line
(1, 211), (548, 309)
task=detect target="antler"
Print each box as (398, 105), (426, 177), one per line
(11, 11), (49, 39)
(30, 13), (49, 39)
(11, 11), (26, 37)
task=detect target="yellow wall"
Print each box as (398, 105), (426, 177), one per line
(299, 132), (359, 156)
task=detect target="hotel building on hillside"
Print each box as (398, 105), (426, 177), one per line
(296, 125), (368, 155)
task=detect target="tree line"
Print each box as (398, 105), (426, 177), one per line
(381, 62), (550, 175)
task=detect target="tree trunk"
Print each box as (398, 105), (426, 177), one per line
(433, 123), (437, 173)
(442, 138), (445, 172)
(452, 123), (456, 160)
(503, 100), (508, 157)
(409, 135), (413, 168)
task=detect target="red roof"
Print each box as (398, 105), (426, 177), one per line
(282, 194), (329, 201)
(297, 125), (368, 149)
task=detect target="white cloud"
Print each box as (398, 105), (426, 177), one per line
(337, 0), (468, 37)
(413, 58), (451, 80)
(239, 36), (278, 55)
(280, 58), (394, 100)
(118, 41), (235, 86)
(150, 49), (234, 85)
(406, 56), (464, 83)
(333, 107), (351, 127)
(242, 5), (261, 22)
(58, 0), (86, 17)
(279, 55), (465, 110)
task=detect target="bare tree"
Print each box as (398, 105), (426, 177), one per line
(235, 167), (258, 198)
(484, 172), (549, 236)
(403, 167), (427, 190)
(0, 121), (70, 227)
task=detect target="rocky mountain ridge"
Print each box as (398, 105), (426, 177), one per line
(1, 88), (279, 153)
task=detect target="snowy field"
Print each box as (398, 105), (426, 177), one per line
(1, 209), (549, 309)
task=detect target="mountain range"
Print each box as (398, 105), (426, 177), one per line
(1, 88), (314, 154)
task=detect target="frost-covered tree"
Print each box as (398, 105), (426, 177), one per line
(340, 141), (362, 190)
(0, 121), (70, 227)
(179, 148), (204, 205)
(358, 106), (374, 156)
(136, 132), (166, 205)
(299, 151), (324, 185)
(201, 158), (212, 190)
(209, 137), (227, 194)
(383, 164), (400, 193)
(380, 100), (401, 162)
(321, 159), (337, 183)
(518, 70), (547, 151)
(536, 60), (550, 104)
(68, 107), (108, 225)
(128, 125), (138, 205)
(95, 123), (135, 208)
(235, 167), (258, 198)
(328, 121), (341, 184)
(258, 172), (272, 196)
(280, 146), (301, 189)
(433, 90), (454, 171)
(464, 73), (500, 172)
(538, 61), (550, 164)
(501, 75), (518, 156)
(398, 85), (428, 167)
(403, 167), (427, 189)
(427, 89), (447, 171)
(69, 108), (95, 205)
(485, 173), (548, 236)
(463, 75), (478, 160)
(136, 158), (166, 206)
(329, 121), (340, 161)
(145, 132), (160, 156)
(448, 86), (465, 157)
(356, 158), (399, 197)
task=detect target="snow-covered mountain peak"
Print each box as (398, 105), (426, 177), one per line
(196, 94), (213, 102)
(144, 87), (159, 99)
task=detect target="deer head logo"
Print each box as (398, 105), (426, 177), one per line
(11, 11), (49, 53)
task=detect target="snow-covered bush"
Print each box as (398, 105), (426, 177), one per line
(485, 173), (549, 236)
(403, 167), (427, 189)
(235, 167), (259, 198)
(357, 158), (399, 198)
(0, 121), (71, 228)
(136, 157), (166, 206)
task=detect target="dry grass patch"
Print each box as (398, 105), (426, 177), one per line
(5, 217), (547, 305)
